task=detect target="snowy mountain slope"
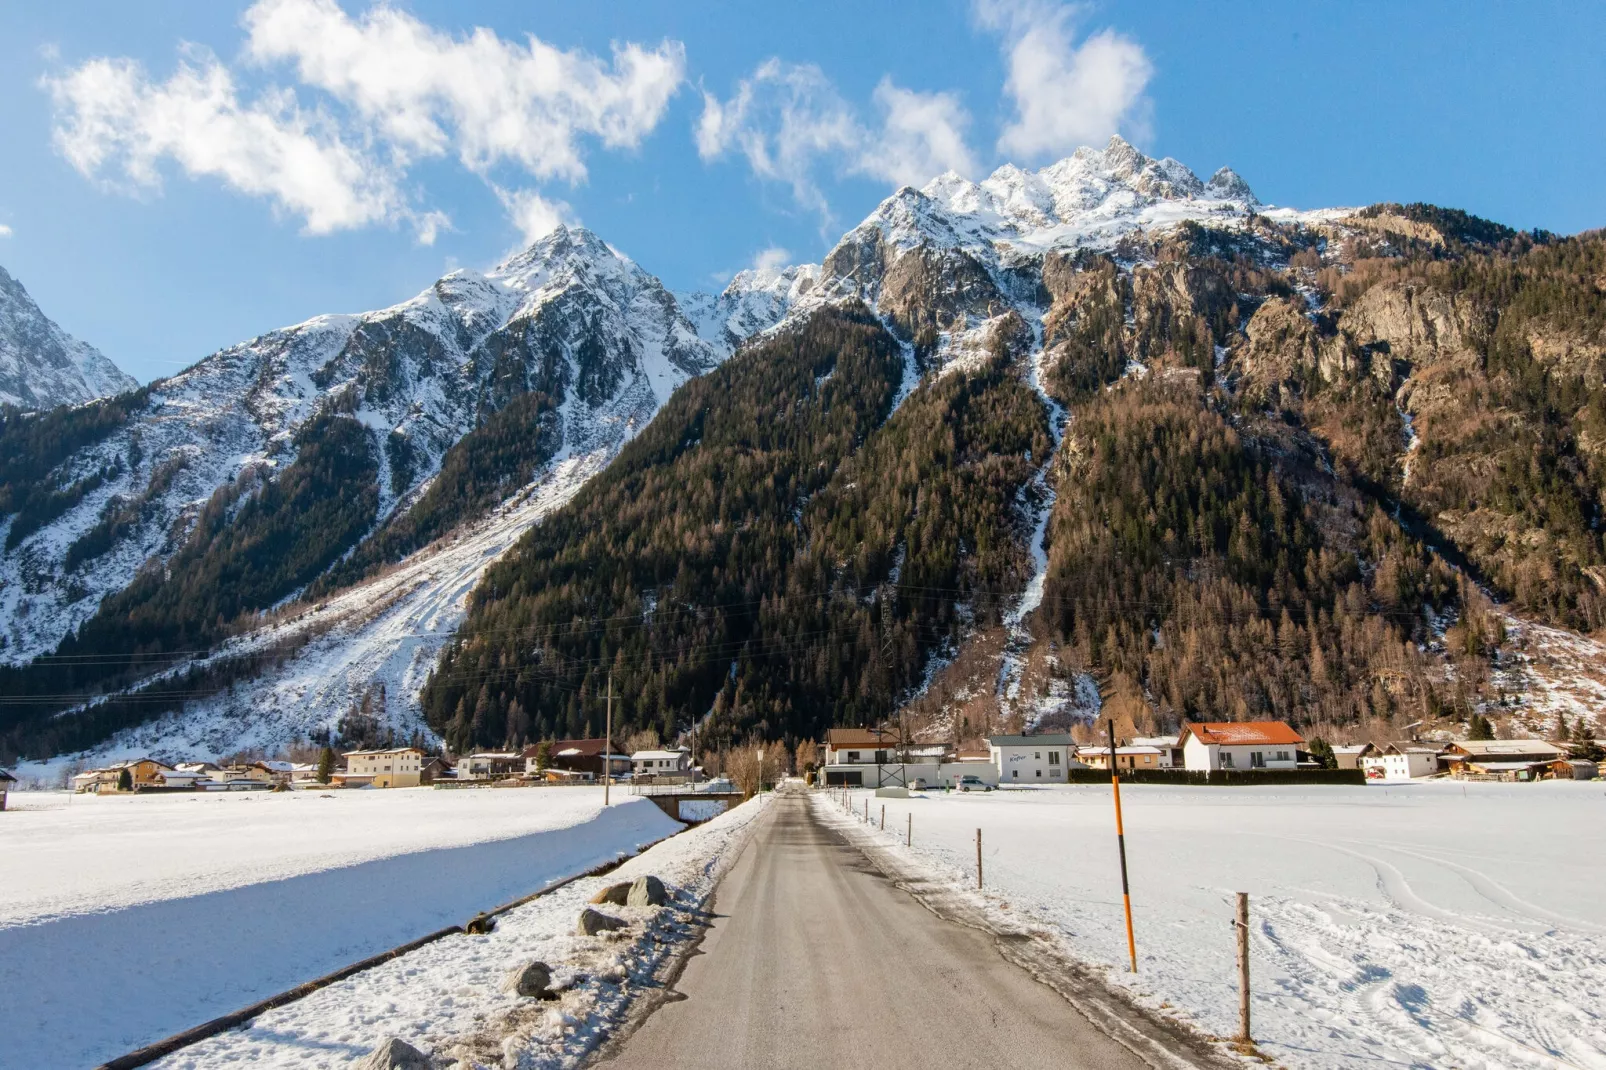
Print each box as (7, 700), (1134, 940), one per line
(676, 262), (821, 354)
(0, 264), (137, 409)
(0, 226), (717, 667)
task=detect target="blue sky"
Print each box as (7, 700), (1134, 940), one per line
(1, 0), (1603, 384)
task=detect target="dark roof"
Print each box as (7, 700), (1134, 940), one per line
(0, 768), (16, 783)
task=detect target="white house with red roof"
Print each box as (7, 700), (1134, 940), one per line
(1180, 721), (1303, 772)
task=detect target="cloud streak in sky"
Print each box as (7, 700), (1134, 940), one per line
(696, 60), (975, 226)
(45, 0), (686, 243)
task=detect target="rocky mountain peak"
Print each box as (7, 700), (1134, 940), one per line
(0, 264), (137, 410)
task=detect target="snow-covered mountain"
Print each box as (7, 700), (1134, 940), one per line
(0, 264), (137, 409)
(0, 226), (717, 666)
(676, 262), (821, 354)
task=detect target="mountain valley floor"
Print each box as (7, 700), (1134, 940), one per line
(821, 781), (1606, 1070)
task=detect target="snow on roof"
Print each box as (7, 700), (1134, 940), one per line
(343, 747), (424, 756)
(1332, 744), (1373, 755)
(1182, 722), (1304, 746)
(1446, 740), (1564, 758)
(1129, 736), (1179, 748)
(986, 734), (1075, 747)
(1461, 760), (1546, 771)
(632, 750), (686, 760)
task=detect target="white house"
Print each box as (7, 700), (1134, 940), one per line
(1180, 722), (1303, 773)
(1128, 735), (1182, 768)
(986, 734), (1076, 784)
(1361, 742), (1442, 782)
(822, 728), (903, 767)
(632, 749), (691, 776)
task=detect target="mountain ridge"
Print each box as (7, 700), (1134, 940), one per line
(0, 265), (137, 411)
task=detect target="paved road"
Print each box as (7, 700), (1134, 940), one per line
(598, 791), (1149, 1070)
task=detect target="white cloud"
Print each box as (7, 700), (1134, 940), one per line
(696, 60), (976, 223)
(46, 53), (415, 237)
(45, 0), (686, 244)
(974, 0), (1152, 160)
(496, 186), (575, 246)
(750, 245), (790, 274)
(243, 0), (684, 183)
(0, 224), (11, 238)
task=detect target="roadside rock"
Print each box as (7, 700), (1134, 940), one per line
(465, 912), (496, 934)
(627, 875), (668, 907)
(577, 908), (626, 936)
(357, 1037), (432, 1069)
(589, 881), (632, 906)
(502, 960), (555, 999)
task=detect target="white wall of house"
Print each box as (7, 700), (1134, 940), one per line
(1181, 736), (1299, 772)
(989, 743), (1073, 784)
(632, 751), (690, 775)
(1362, 752), (1438, 781)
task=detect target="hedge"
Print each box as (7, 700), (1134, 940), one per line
(1065, 768), (1365, 786)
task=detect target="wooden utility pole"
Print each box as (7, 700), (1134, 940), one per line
(907, 812), (912, 847)
(1235, 893), (1252, 1043)
(1109, 719), (1138, 972)
(880, 804), (885, 830)
(604, 672), (613, 807)
(976, 828), (983, 890)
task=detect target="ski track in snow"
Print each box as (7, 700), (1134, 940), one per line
(823, 783), (1606, 1070)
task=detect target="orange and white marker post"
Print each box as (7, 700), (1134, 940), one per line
(1108, 719), (1138, 972)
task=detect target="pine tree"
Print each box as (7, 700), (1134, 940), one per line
(117, 766), (132, 791)
(535, 740), (552, 773)
(317, 746), (335, 784)
(1467, 712), (1494, 741)
(1307, 736), (1336, 769)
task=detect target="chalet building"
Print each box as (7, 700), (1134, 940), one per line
(1180, 722), (1303, 773)
(455, 752), (521, 782)
(1547, 758), (1598, 780)
(632, 749), (691, 777)
(819, 728), (971, 788)
(340, 747), (426, 788)
(1128, 735), (1183, 767)
(1331, 743), (1375, 770)
(1441, 739), (1566, 780)
(987, 734), (1077, 783)
(1081, 745), (1165, 772)
(822, 728), (904, 767)
(1361, 742), (1443, 782)
(71, 758), (177, 793)
(522, 739), (631, 779)
(0, 767), (15, 810)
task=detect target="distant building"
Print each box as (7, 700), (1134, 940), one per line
(632, 749), (691, 777)
(523, 739), (630, 779)
(1179, 722), (1303, 773)
(1081, 745), (1165, 772)
(1331, 743), (1375, 770)
(455, 752), (521, 782)
(1361, 742), (1442, 782)
(0, 767), (15, 811)
(1547, 758), (1598, 780)
(1128, 735), (1182, 768)
(340, 747), (425, 788)
(986, 734), (1076, 784)
(822, 728), (903, 767)
(1441, 739), (1565, 780)
(71, 758), (178, 793)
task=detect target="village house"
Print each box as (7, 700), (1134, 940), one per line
(822, 727), (904, 767)
(1180, 722), (1303, 773)
(1128, 735), (1183, 767)
(987, 734), (1076, 783)
(522, 738), (631, 780)
(1081, 745), (1165, 772)
(71, 758), (177, 793)
(455, 752), (521, 782)
(1547, 757), (1598, 780)
(818, 728), (970, 788)
(1361, 742), (1443, 782)
(1441, 739), (1567, 780)
(0, 767), (15, 811)
(631, 749), (691, 778)
(339, 747), (425, 788)
(1331, 743), (1375, 770)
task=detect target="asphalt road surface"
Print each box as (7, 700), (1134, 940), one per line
(598, 791), (1150, 1070)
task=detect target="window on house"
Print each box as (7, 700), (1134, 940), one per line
(1221, 752), (1235, 768)
(1036, 769), (1042, 777)
(1251, 751), (1266, 768)
(1035, 752), (1041, 760)
(1012, 770), (1019, 778)
(1048, 752), (1060, 765)
(847, 751), (860, 763)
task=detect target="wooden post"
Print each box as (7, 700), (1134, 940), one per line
(1236, 892), (1251, 1044)
(864, 798), (869, 822)
(976, 828), (983, 890)
(907, 812), (912, 847)
(880, 804), (885, 830)
(603, 672), (612, 807)
(1109, 719), (1138, 973)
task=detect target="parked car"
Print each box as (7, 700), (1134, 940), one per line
(908, 777), (929, 791)
(957, 775), (993, 792)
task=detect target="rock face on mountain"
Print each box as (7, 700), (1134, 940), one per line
(5, 138), (1603, 772)
(0, 265), (137, 410)
(0, 226), (717, 670)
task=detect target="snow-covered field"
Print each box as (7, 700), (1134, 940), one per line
(0, 787), (686, 1068)
(823, 782), (1606, 1070)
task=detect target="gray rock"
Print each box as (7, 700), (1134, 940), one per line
(627, 875), (668, 907)
(577, 907), (627, 936)
(357, 1037), (432, 1070)
(589, 881), (632, 906)
(502, 960), (554, 998)
(465, 912), (497, 934)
